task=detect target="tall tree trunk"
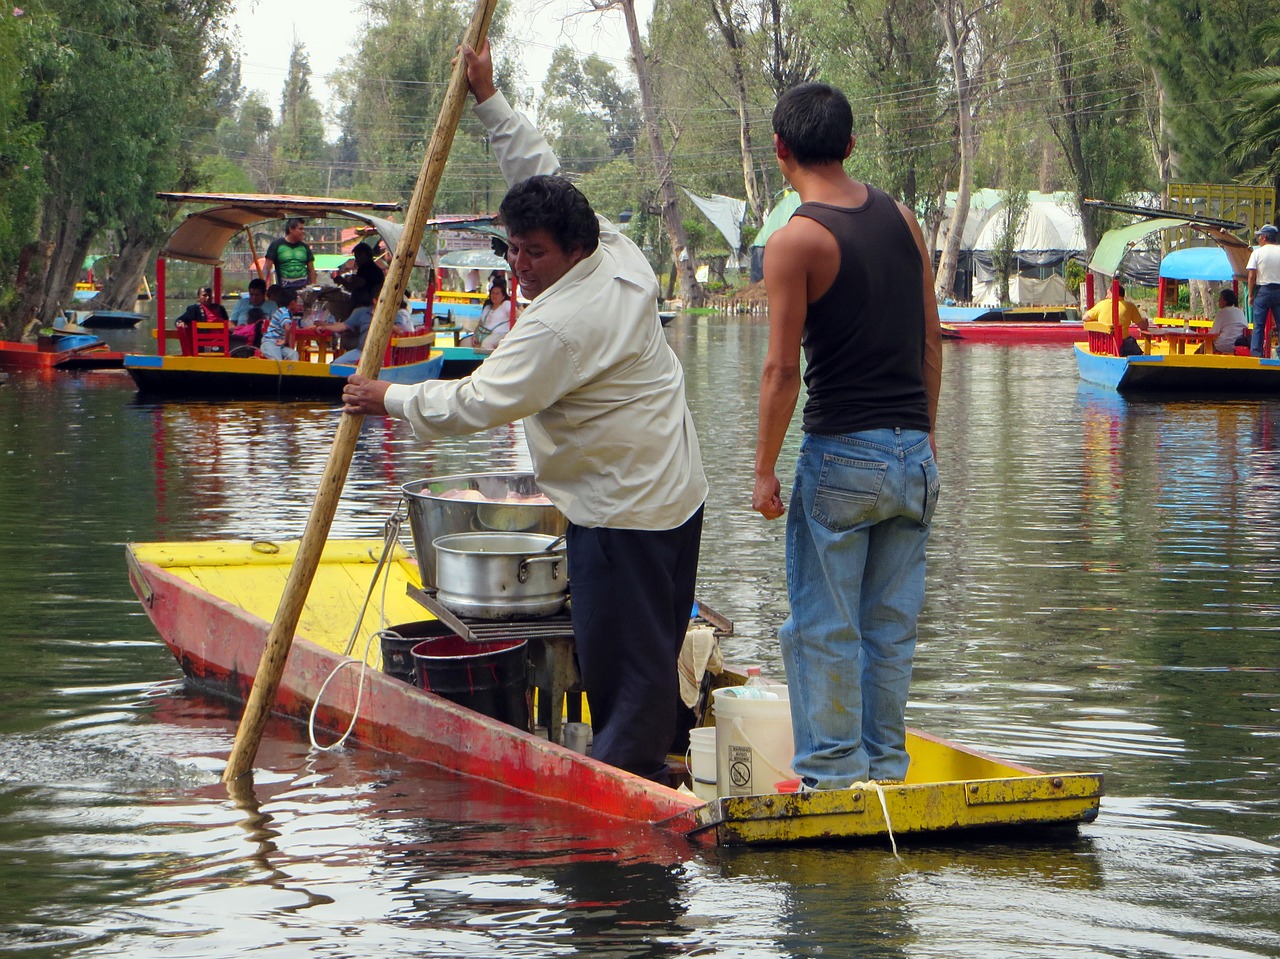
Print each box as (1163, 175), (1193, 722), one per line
(933, 0), (977, 301)
(706, 0), (764, 227)
(27, 188), (94, 325)
(603, 0), (704, 307)
(89, 233), (158, 311)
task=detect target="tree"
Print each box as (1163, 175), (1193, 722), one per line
(588, 0), (704, 306)
(275, 41), (329, 196)
(332, 0), (510, 211)
(0, 8), (50, 326)
(1015, 0), (1154, 250)
(933, 0), (999, 301)
(539, 46), (640, 174)
(1125, 0), (1273, 182)
(1225, 18), (1280, 201)
(5, 0), (232, 332)
(794, 0), (950, 215)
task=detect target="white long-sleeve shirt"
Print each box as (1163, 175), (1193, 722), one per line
(384, 92), (706, 530)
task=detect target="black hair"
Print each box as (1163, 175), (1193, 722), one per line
(1220, 288), (1238, 307)
(1116, 285), (1127, 298)
(264, 282), (294, 304)
(285, 217), (305, 232)
(199, 286), (214, 297)
(352, 243), (372, 260)
(772, 83), (854, 165)
(499, 175), (599, 257)
(248, 278), (266, 292)
(246, 307), (265, 321)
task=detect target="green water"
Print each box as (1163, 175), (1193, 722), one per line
(0, 321), (1277, 958)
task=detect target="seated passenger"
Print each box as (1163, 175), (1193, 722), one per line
(1085, 284), (1147, 333)
(394, 297), (416, 334)
(260, 287), (301, 361)
(229, 277), (268, 331)
(314, 295), (375, 366)
(174, 286), (229, 354)
(1211, 289), (1248, 353)
(473, 280), (512, 353)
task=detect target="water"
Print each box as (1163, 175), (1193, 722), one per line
(2, 324), (1279, 958)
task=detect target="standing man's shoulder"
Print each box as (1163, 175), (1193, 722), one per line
(766, 212), (837, 267)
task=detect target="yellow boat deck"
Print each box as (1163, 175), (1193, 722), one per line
(132, 539), (426, 666)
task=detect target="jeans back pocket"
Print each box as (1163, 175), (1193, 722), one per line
(812, 453), (887, 532)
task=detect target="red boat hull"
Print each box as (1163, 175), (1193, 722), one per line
(127, 556), (704, 831)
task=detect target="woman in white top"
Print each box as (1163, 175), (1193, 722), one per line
(1211, 288), (1248, 353)
(473, 280), (512, 353)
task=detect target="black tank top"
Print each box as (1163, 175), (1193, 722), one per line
(793, 189), (932, 435)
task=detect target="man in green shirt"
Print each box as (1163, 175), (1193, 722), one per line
(265, 217), (316, 290)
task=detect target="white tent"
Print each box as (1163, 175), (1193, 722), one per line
(964, 194), (1085, 306)
(971, 198), (1085, 253)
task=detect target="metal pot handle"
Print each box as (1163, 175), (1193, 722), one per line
(518, 554), (563, 583)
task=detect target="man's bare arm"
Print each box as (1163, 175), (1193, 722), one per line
(753, 220), (819, 519)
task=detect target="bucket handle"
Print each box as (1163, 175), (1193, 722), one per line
(518, 554), (562, 582)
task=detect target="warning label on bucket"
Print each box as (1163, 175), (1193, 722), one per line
(728, 744), (753, 794)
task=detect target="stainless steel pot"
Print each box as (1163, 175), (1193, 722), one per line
(401, 472), (567, 590)
(434, 532), (568, 620)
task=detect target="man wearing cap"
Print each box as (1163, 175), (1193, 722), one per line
(1247, 224), (1280, 357)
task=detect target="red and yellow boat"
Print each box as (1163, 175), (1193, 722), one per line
(125, 538), (1104, 847)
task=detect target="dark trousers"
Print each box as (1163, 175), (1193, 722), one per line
(566, 506), (704, 781)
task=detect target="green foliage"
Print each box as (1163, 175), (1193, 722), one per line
(1225, 20), (1280, 182)
(540, 46), (640, 174)
(1126, 0), (1274, 181)
(0, 9), (49, 313)
(275, 41), (328, 195)
(330, 0), (510, 211)
(795, 0), (950, 212)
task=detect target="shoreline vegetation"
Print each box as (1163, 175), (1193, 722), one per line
(3, 1), (1278, 338)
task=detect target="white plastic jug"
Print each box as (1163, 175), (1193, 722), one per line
(686, 727), (718, 802)
(712, 684), (795, 797)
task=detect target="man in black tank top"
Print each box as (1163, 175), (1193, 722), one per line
(753, 82), (943, 791)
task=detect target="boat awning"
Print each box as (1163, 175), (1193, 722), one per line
(157, 193), (404, 267)
(1089, 215), (1252, 281)
(1159, 246), (1236, 282)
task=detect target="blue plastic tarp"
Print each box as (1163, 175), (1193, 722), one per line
(1158, 246), (1235, 282)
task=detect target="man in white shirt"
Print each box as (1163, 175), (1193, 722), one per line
(340, 41), (707, 782)
(1247, 224), (1280, 356)
(1210, 289), (1248, 353)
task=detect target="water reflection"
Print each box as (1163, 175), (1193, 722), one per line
(2, 331), (1280, 956)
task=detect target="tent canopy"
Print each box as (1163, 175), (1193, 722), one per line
(1089, 216), (1251, 280)
(437, 248), (510, 271)
(971, 200), (1084, 253)
(1158, 246), (1235, 282)
(752, 191), (801, 248)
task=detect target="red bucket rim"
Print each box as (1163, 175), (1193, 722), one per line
(409, 635), (527, 660)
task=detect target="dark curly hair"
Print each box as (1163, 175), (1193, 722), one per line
(499, 175), (599, 257)
(772, 83), (853, 165)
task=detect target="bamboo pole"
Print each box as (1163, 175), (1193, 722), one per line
(223, 0), (500, 783)
(245, 228), (266, 284)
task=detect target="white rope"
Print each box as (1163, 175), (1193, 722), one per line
(307, 503), (406, 753)
(867, 781), (901, 860)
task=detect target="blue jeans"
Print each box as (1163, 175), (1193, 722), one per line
(1250, 285), (1280, 355)
(779, 428), (938, 788)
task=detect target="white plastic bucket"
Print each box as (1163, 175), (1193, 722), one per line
(712, 684), (796, 797)
(687, 727), (718, 802)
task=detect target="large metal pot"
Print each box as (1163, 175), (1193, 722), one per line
(402, 472), (568, 589)
(434, 532), (568, 620)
